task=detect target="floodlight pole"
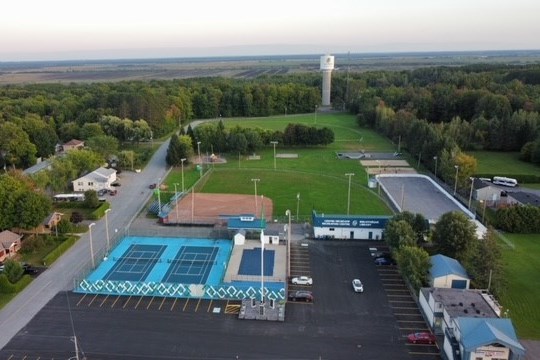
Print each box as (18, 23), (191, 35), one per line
(174, 183), (180, 224)
(104, 209), (111, 255)
(286, 209), (291, 279)
(454, 165), (459, 196)
(433, 156), (438, 178)
(251, 178), (260, 214)
(468, 177), (474, 210)
(345, 173), (355, 215)
(157, 177), (162, 215)
(296, 193), (300, 222)
(88, 223), (96, 269)
(270, 141), (278, 170)
(181, 158), (186, 192)
(197, 141), (202, 178)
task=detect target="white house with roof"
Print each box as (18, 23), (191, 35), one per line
(72, 167), (117, 192)
(430, 254), (470, 289)
(418, 287), (525, 360)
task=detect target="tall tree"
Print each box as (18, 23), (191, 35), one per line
(433, 212), (477, 262)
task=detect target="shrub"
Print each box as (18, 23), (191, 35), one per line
(2, 259), (24, 284)
(70, 212), (83, 223)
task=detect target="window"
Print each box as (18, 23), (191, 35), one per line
(329, 228), (335, 231)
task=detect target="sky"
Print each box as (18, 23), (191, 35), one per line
(1, 0), (539, 61)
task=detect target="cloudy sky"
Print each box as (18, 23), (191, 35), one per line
(1, 0), (538, 61)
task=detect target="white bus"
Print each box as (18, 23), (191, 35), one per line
(492, 176), (518, 187)
(53, 193), (85, 202)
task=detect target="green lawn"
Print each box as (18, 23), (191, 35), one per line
(468, 151), (540, 176)
(498, 233), (540, 339)
(185, 113), (394, 218)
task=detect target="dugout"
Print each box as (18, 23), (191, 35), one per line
(312, 210), (390, 240)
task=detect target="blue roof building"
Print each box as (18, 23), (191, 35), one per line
(430, 254), (470, 289)
(454, 317), (526, 360)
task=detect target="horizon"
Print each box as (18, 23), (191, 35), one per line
(2, 0), (539, 62)
(2, 48), (540, 65)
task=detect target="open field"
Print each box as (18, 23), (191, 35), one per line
(200, 113), (395, 219)
(498, 233), (540, 339)
(468, 151), (540, 177)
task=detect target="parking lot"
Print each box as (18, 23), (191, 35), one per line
(1, 240), (439, 359)
(371, 244), (441, 359)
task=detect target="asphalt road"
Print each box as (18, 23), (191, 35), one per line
(0, 138), (171, 350)
(0, 240), (412, 359)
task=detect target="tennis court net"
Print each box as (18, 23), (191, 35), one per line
(113, 256), (162, 263)
(167, 258), (216, 265)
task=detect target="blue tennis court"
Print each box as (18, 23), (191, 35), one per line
(85, 237), (232, 286)
(238, 248), (275, 276)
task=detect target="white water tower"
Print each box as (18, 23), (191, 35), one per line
(320, 54), (335, 107)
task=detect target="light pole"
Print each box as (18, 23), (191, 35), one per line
(417, 152), (422, 168)
(481, 200), (487, 223)
(345, 173), (355, 215)
(88, 223), (96, 269)
(104, 209), (111, 255)
(314, 105), (318, 124)
(468, 177), (475, 209)
(285, 209), (291, 279)
(174, 183), (180, 224)
(157, 177), (162, 215)
(180, 158), (186, 192)
(296, 193), (300, 222)
(453, 165), (459, 196)
(197, 141), (202, 178)
(251, 178), (260, 214)
(270, 141), (278, 170)
(433, 156), (438, 178)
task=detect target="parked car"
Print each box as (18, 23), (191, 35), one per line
(352, 279), (364, 293)
(97, 189), (108, 196)
(111, 182), (121, 187)
(371, 251), (391, 258)
(374, 256), (396, 265)
(291, 276), (313, 285)
(407, 332), (436, 345)
(288, 290), (313, 302)
(149, 183), (157, 189)
(109, 189), (117, 196)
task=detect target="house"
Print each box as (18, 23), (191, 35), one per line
(418, 287), (525, 360)
(473, 178), (501, 203)
(72, 167), (117, 192)
(506, 191), (540, 207)
(62, 139), (85, 152)
(0, 230), (23, 263)
(430, 254), (470, 289)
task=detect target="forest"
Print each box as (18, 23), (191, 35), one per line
(1, 63), (540, 230)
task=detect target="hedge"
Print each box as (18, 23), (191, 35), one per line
(89, 202), (111, 220)
(0, 274), (33, 294)
(43, 236), (79, 266)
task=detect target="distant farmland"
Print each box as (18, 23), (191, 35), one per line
(1, 50), (540, 84)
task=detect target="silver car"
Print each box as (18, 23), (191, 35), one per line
(352, 279), (364, 293)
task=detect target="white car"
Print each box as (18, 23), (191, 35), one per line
(291, 276), (313, 285)
(352, 279), (364, 293)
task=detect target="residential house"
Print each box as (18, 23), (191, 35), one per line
(72, 167), (117, 192)
(62, 139), (85, 152)
(0, 230), (23, 263)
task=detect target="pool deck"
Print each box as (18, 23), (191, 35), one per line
(225, 240), (287, 284)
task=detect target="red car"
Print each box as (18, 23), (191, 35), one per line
(407, 332), (436, 344)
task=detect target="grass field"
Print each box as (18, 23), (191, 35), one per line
(468, 151), (540, 177)
(498, 234), (540, 339)
(180, 113), (395, 219)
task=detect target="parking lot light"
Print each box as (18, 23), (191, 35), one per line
(453, 165), (459, 196)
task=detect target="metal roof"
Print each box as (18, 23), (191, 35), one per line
(430, 254), (469, 279)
